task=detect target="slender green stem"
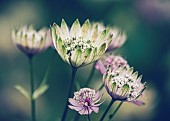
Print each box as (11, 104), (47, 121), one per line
(61, 67), (77, 121)
(97, 84), (104, 91)
(84, 63), (95, 87)
(99, 99), (115, 121)
(73, 113), (80, 121)
(29, 56), (36, 121)
(88, 114), (91, 121)
(109, 101), (123, 121)
(40, 51), (56, 87)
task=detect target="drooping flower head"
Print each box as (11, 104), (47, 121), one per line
(50, 19), (113, 67)
(103, 65), (146, 106)
(92, 22), (126, 51)
(68, 88), (103, 115)
(12, 25), (51, 57)
(95, 52), (129, 75)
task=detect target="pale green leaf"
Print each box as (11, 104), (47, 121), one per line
(15, 85), (30, 100)
(33, 84), (49, 100)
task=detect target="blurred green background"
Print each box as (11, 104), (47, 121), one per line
(0, 0), (170, 121)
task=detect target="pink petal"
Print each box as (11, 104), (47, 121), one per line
(95, 60), (106, 74)
(90, 106), (99, 113)
(94, 91), (101, 102)
(68, 105), (84, 111)
(131, 100), (145, 106)
(68, 98), (82, 107)
(79, 108), (93, 115)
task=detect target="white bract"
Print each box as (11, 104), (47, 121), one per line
(103, 65), (146, 104)
(92, 22), (126, 51)
(50, 19), (113, 67)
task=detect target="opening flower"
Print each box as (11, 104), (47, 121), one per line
(103, 65), (146, 106)
(68, 88), (103, 115)
(95, 52), (129, 75)
(12, 25), (51, 57)
(50, 19), (113, 67)
(92, 22), (126, 51)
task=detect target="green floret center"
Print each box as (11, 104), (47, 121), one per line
(63, 37), (95, 56)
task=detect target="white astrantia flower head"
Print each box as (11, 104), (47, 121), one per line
(103, 65), (146, 106)
(68, 88), (103, 115)
(92, 22), (126, 51)
(12, 25), (51, 57)
(50, 19), (113, 67)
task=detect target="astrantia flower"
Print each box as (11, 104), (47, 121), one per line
(95, 52), (129, 75)
(12, 25), (51, 57)
(68, 88), (103, 115)
(50, 19), (113, 67)
(103, 66), (146, 106)
(92, 22), (126, 51)
(107, 27), (126, 51)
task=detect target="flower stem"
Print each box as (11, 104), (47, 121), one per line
(109, 101), (123, 120)
(88, 114), (91, 121)
(61, 67), (77, 121)
(97, 84), (104, 91)
(29, 56), (36, 121)
(40, 51), (56, 87)
(99, 99), (115, 121)
(84, 63), (95, 87)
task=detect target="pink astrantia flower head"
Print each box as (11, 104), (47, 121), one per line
(95, 52), (129, 75)
(12, 25), (51, 57)
(103, 66), (146, 106)
(68, 88), (103, 115)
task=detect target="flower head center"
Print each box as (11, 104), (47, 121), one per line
(63, 37), (95, 55)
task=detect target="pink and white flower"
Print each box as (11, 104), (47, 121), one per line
(103, 66), (146, 106)
(12, 25), (51, 57)
(68, 88), (103, 115)
(95, 52), (129, 75)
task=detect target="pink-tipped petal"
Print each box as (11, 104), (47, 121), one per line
(68, 105), (84, 111)
(131, 100), (145, 106)
(94, 91), (101, 102)
(90, 106), (99, 113)
(95, 60), (107, 74)
(68, 98), (82, 107)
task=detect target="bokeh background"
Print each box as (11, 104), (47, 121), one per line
(0, 0), (170, 121)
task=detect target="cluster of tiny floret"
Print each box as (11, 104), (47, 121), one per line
(73, 88), (96, 106)
(110, 70), (141, 101)
(63, 37), (95, 56)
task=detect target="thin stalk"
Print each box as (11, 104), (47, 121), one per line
(88, 114), (91, 121)
(109, 101), (123, 121)
(61, 67), (77, 121)
(40, 51), (56, 87)
(99, 99), (115, 121)
(97, 84), (104, 91)
(84, 63), (95, 87)
(29, 56), (36, 121)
